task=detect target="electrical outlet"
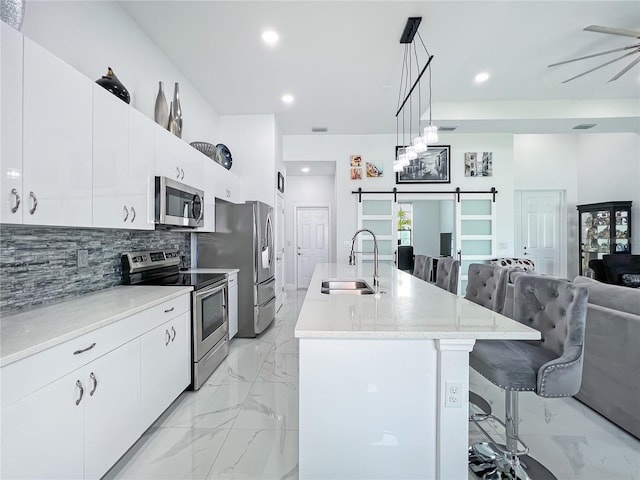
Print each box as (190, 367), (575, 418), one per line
(77, 249), (89, 268)
(445, 381), (462, 408)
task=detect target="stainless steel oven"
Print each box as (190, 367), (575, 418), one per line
(192, 277), (229, 390)
(122, 249), (229, 390)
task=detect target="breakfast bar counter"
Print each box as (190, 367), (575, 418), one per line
(294, 262), (539, 480)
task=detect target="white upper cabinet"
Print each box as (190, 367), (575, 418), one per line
(0, 22), (24, 224)
(92, 84), (129, 229)
(128, 108), (156, 229)
(22, 37), (93, 227)
(201, 158), (240, 231)
(155, 125), (203, 190)
(92, 88), (155, 230)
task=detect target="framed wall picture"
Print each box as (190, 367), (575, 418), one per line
(395, 145), (451, 184)
(277, 171), (285, 192)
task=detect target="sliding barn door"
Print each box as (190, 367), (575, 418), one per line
(456, 195), (497, 295)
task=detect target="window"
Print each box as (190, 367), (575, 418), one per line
(397, 203), (413, 246)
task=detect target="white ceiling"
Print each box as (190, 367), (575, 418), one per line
(120, 1), (640, 136)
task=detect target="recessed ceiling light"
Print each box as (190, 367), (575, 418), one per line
(474, 72), (490, 83)
(262, 30), (279, 45)
(301, 167), (310, 173)
(281, 94), (294, 104)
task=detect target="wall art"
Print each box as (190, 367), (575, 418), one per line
(465, 152), (493, 177)
(366, 162), (383, 177)
(395, 145), (450, 184)
(350, 155), (362, 167)
(351, 167), (362, 180)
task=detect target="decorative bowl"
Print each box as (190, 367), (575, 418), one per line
(190, 141), (216, 159)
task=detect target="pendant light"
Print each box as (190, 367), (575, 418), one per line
(393, 17), (436, 172)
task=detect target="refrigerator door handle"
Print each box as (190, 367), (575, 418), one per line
(266, 213), (274, 269)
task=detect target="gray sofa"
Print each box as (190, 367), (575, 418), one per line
(572, 276), (640, 439)
(504, 273), (640, 438)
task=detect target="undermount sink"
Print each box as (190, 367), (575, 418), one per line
(321, 279), (375, 295)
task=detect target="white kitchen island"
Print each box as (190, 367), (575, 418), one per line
(294, 263), (540, 480)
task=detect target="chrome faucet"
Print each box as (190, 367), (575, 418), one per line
(349, 228), (379, 286)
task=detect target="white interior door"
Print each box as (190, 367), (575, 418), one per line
(515, 191), (565, 277)
(296, 207), (330, 289)
(275, 192), (285, 311)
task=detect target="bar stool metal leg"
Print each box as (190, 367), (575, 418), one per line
(469, 390), (558, 480)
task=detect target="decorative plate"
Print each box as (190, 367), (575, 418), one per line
(215, 144), (233, 170)
(190, 142), (216, 159)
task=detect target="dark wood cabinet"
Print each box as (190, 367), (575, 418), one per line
(577, 201), (632, 276)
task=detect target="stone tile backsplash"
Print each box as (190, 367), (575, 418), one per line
(0, 225), (191, 313)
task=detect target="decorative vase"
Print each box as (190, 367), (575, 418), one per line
(95, 67), (130, 104)
(170, 82), (183, 138)
(168, 101), (178, 135)
(154, 81), (169, 128)
(1, 0), (25, 31)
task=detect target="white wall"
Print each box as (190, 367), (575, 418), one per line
(21, 1), (219, 144)
(513, 133), (639, 279)
(283, 133), (514, 264)
(576, 133), (640, 245)
(284, 175), (336, 287)
(218, 114), (276, 206)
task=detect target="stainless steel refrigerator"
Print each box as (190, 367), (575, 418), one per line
(196, 199), (275, 337)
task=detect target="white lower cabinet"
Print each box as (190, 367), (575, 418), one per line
(141, 312), (190, 430)
(0, 293), (191, 480)
(0, 339), (141, 480)
(228, 272), (239, 339)
(83, 339), (142, 479)
(1, 368), (84, 479)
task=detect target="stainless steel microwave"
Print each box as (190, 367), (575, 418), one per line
(154, 176), (204, 228)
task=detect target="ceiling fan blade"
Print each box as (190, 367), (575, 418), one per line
(548, 44), (640, 67)
(584, 25), (640, 38)
(608, 55), (640, 82)
(561, 50), (638, 83)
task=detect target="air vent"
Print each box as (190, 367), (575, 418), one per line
(573, 123), (597, 130)
(439, 126), (457, 132)
(311, 127), (328, 133)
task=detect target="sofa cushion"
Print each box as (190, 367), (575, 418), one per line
(491, 257), (535, 272)
(573, 276), (640, 316)
(621, 273), (640, 288)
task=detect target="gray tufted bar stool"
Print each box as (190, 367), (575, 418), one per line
(468, 274), (589, 480)
(412, 254), (428, 280)
(435, 257), (460, 294)
(465, 263), (509, 416)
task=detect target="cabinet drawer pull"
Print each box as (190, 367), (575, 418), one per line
(180, 168), (185, 180)
(176, 166), (181, 179)
(165, 330), (171, 346)
(164, 306), (175, 313)
(130, 206), (136, 222)
(75, 380), (84, 406)
(73, 342), (96, 355)
(29, 191), (38, 215)
(89, 372), (98, 396)
(123, 205), (129, 222)
(10, 189), (20, 213)
(171, 326), (176, 341)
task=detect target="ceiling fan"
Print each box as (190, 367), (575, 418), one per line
(547, 25), (640, 83)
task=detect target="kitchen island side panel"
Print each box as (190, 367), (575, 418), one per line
(299, 337), (438, 479)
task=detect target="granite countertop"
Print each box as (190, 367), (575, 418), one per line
(1, 285), (193, 367)
(295, 263), (541, 341)
(186, 268), (240, 275)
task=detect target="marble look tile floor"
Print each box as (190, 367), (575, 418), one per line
(105, 290), (639, 480)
